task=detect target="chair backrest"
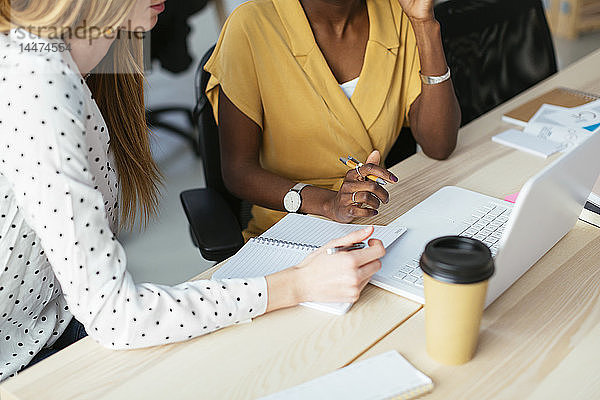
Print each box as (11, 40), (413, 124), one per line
(435, 0), (557, 126)
(194, 46), (252, 230)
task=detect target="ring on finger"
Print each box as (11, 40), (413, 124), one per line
(355, 164), (364, 181)
(352, 191), (359, 204)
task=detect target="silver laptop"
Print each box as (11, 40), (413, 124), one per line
(372, 131), (600, 307)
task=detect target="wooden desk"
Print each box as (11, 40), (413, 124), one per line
(0, 270), (420, 400)
(2, 50), (600, 400)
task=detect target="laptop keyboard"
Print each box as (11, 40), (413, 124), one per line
(459, 202), (512, 256)
(391, 257), (425, 287)
(390, 202), (512, 289)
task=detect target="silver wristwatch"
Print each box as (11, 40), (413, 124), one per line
(420, 67), (451, 85)
(283, 183), (311, 213)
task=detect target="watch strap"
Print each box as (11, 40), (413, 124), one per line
(291, 182), (310, 193)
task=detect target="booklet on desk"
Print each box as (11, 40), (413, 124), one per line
(491, 128), (564, 158)
(259, 351), (433, 400)
(212, 214), (407, 315)
(502, 87), (599, 127)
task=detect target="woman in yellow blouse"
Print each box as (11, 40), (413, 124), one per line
(205, 0), (461, 239)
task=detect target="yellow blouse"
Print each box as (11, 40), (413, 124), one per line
(205, 0), (422, 239)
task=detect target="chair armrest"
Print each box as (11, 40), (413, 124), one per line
(180, 188), (244, 262)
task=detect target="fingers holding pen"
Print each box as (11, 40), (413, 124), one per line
(353, 162), (399, 185)
(342, 179), (390, 205)
(328, 173), (388, 222)
(293, 232), (385, 304)
(340, 153), (398, 185)
(350, 238), (385, 269)
(330, 153), (397, 223)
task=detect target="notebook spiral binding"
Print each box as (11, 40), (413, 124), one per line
(252, 236), (319, 252)
(559, 87), (600, 100)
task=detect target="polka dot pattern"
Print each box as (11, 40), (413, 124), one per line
(0, 29), (267, 381)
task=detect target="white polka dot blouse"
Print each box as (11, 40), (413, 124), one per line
(0, 29), (267, 380)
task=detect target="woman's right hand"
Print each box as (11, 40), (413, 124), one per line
(327, 150), (398, 223)
(291, 226), (385, 304)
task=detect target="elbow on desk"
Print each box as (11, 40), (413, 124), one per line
(94, 338), (130, 351)
(84, 327), (129, 350)
(89, 327), (216, 351)
(88, 329), (185, 351)
(415, 126), (458, 161)
(421, 142), (456, 161)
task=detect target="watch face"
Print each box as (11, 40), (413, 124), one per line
(284, 190), (302, 213)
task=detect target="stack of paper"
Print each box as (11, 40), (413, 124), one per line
(496, 98), (600, 220)
(493, 100), (600, 158)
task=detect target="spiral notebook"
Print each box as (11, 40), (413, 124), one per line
(213, 214), (407, 315)
(502, 87), (599, 127)
(259, 351), (433, 400)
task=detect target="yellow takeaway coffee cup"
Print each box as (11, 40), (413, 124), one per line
(420, 236), (495, 365)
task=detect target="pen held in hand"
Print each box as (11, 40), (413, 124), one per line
(326, 242), (367, 255)
(339, 156), (388, 185)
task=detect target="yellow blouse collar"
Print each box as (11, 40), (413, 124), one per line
(273, 0), (400, 56)
(273, 0), (403, 153)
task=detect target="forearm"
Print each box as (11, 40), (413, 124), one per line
(219, 87), (339, 220)
(265, 267), (302, 312)
(409, 19), (461, 160)
(223, 163), (337, 218)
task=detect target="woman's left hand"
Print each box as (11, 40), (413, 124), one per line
(397, 0), (435, 22)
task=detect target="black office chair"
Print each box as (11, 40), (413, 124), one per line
(180, 46), (250, 262)
(436, 0), (557, 126)
(145, 0), (210, 157)
(385, 0), (558, 166)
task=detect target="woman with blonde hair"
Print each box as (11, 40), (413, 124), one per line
(0, 0), (385, 379)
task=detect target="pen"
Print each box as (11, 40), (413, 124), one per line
(326, 242), (367, 255)
(339, 156), (388, 185)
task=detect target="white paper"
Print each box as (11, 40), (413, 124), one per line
(259, 351), (433, 400)
(523, 122), (591, 151)
(546, 100), (600, 132)
(494, 102), (600, 156)
(523, 102), (600, 151)
(528, 104), (572, 126)
(492, 129), (563, 158)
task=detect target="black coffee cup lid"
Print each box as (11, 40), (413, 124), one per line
(420, 236), (494, 284)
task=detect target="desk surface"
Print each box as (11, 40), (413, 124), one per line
(357, 220), (600, 400)
(2, 49), (600, 400)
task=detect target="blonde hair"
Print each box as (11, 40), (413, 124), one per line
(0, 0), (162, 230)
